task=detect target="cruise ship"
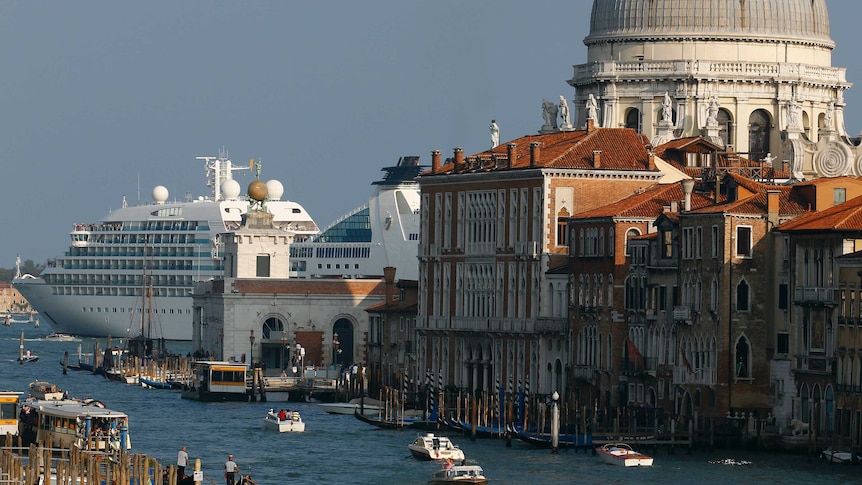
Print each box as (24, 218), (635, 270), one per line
(13, 152), (319, 341)
(288, 155), (422, 281)
(14, 153), (424, 341)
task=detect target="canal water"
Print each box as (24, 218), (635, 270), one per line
(1, 325), (859, 484)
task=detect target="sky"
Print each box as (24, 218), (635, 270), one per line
(2, 1), (862, 268)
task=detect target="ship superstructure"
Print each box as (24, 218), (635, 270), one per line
(14, 152), (319, 340)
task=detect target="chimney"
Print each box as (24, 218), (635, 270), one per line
(715, 176), (721, 203)
(587, 118), (596, 132)
(383, 266), (396, 303)
(454, 147), (464, 170)
(431, 150), (441, 173)
(767, 190), (780, 227)
(507, 143), (516, 167)
(670, 200), (678, 213)
(592, 150), (602, 168)
(681, 178), (695, 212)
(648, 152), (657, 170)
(529, 142), (540, 167)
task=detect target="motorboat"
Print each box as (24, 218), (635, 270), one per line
(596, 443), (653, 467)
(28, 382), (64, 401)
(428, 465), (488, 484)
(408, 433), (465, 462)
(18, 350), (38, 364)
(263, 409), (305, 432)
(44, 332), (80, 342)
(822, 447), (856, 463)
(318, 397), (382, 416)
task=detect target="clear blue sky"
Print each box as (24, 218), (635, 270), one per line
(2, 1), (862, 267)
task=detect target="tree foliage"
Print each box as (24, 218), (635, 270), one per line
(0, 259), (45, 282)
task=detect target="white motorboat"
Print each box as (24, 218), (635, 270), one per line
(44, 332), (80, 342)
(317, 397), (382, 416)
(428, 465), (488, 485)
(263, 409), (305, 433)
(596, 443), (653, 467)
(408, 433), (465, 462)
(822, 447), (856, 463)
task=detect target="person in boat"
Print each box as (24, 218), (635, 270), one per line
(442, 458), (454, 471)
(240, 475), (258, 485)
(177, 446), (188, 478)
(277, 409), (287, 421)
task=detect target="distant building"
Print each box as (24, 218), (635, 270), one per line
(0, 282), (32, 315)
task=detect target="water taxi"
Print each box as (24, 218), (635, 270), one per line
(19, 398), (131, 452)
(408, 433), (465, 462)
(0, 391), (22, 436)
(596, 443), (653, 467)
(428, 465), (488, 484)
(181, 361), (248, 402)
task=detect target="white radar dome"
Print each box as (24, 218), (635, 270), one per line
(266, 180), (284, 201)
(152, 185), (169, 204)
(221, 179), (241, 200)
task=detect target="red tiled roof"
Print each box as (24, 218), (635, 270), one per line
(777, 194), (862, 231)
(425, 127), (654, 175)
(687, 173), (809, 216)
(570, 182), (714, 219)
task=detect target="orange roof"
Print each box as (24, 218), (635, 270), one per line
(686, 173), (809, 216)
(570, 182), (714, 219)
(777, 194), (862, 232)
(426, 127), (653, 175)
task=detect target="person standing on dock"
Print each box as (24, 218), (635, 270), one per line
(225, 454), (239, 485)
(177, 446), (188, 478)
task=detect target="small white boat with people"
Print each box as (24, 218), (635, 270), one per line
(596, 443), (654, 467)
(44, 332), (80, 342)
(263, 408), (305, 432)
(822, 446), (857, 463)
(408, 433), (466, 462)
(428, 464), (489, 485)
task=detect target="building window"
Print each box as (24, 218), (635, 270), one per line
(736, 226), (752, 258)
(835, 188), (847, 205)
(661, 230), (673, 258)
(736, 279), (750, 312)
(748, 109), (771, 159)
(777, 332), (789, 355)
(735, 336), (751, 378)
(778, 283), (789, 310)
(625, 108), (641, 132)
(711, 225), (719, 258)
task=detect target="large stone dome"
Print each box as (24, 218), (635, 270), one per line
(587, 0), (832, 47)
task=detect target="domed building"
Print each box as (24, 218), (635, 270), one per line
(570, 0), (856, 179)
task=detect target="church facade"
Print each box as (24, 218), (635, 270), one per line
(570, 0), (858, 180)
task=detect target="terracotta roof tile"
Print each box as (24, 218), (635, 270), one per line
(425, 127), (654, 175)
(571, 182), (714, 219)
(777, 194), (862, 231)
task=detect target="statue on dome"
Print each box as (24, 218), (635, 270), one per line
(706, 95), (720, 125)
(559, 96), (571, 129)
(786, 97), (801, 129)
(542, 98), (558, 130)
(824, 100), (834, 130)
(661, 92), (673, 123)
(585, 94), (598, 122)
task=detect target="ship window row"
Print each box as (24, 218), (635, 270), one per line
(289, 247), (314, 258)
(82, 233), (199, 246)
(59, 260), (201, 271)
(68, 241), (207, 256)
(317, 263), (361, 270)
(314, 246), (370, 259)
(83, 306), (191, 316)
(75, 220), (203, 232)
(46, 273), (198, 288)
(54, 284), (192, 298)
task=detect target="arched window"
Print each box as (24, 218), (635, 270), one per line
(735, 336), (751, 378)
(736, 279), (750, 312)
(625, 108), (641, 132)
(718, 108), (733, 147)
(748, 109), (771, 159)
(263, 316), (285, 339)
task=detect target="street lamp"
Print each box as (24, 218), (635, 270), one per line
(296, 343), (305, 378)
(281, 331), (287, 371)
(333, 332), (340, 366)
(249, 329), (255, 366)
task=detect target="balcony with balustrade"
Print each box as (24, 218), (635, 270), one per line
(793, 286), (838, 307)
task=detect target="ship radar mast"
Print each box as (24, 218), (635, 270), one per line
(196, 148), (251, 202)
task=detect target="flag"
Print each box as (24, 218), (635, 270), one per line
(682, 351), (694, 375)
(626, 337), (645, 369)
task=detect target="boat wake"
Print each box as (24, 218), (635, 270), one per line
(709, 458), (752, 466)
